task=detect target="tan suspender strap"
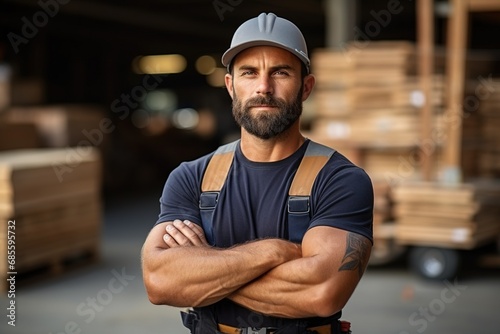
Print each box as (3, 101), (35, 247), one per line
(289, 141), (335, 196)
(201, 140), (334, 194)
(201, 141), (238, 192)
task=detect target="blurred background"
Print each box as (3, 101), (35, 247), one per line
(0, 0), (500, 333)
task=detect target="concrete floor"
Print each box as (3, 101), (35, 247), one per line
(1, 189), (500, 334)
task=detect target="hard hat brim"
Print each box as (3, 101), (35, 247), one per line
(221, 40), (310, 71)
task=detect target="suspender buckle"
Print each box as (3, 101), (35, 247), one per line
(288, 196), (310, 214)
(199, 192), (219, 210)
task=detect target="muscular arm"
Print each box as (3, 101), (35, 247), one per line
(229, 226), (372, 318)
(141, 220), (302, 307)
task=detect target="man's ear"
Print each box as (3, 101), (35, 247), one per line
(301, 74), (316, 101)
(225, 73), (234, 99)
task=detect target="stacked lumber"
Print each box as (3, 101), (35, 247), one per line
(310, 41), (445, 149)
(393, 182), (500, 249)
(460, 78), (500, 179)
(307, 41), (447, 247)
(372, 181), (393, 226)
(0, 148), (102, 288)
(307, 43), (500, 266)
(369, 180), (412, 265)
(309, 41), (445, 187)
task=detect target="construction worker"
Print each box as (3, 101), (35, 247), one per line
(142, 12), (373, 334)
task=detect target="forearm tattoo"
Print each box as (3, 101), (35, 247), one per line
(338, 232), (370, 278)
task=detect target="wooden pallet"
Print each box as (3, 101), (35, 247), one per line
(0, 241), (99, 291)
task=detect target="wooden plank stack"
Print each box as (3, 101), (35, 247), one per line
(0, 147), (102, 288)
(393, 181), (500, 249)
(306, 41), (447, 244)
(308, 41), (445, 183)
(306, 41), (500, 265)
(460, 77), (500, 179)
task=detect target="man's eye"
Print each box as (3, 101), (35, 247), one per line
(274, 71), (289, 76)
(241, 71), (256, 76)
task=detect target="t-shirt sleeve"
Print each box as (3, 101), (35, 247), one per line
(310, 164), (374, 243)
(155, 161), (204, 226)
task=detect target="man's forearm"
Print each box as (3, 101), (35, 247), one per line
(142, 233), (302, 307)
(229, 229), (372, 318)
(229, 255), (327, 318)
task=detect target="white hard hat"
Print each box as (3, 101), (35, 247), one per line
(221, 12), (310, 72)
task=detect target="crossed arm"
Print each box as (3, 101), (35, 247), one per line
(141, 219), (372, 318)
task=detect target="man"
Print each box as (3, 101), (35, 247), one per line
(142, 12), (373, 334)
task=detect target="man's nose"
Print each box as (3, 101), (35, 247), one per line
(256, 75), (273, 95)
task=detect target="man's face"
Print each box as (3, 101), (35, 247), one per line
(225, 46), (314, 140)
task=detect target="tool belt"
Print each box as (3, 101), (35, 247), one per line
(218, 323), (350, 334)
(181, 310), (352, 334)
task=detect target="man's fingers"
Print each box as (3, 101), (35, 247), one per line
(164, 222), (189, 247)
(183, 220), (209, 245)
(162, 233), (174, 247)
(163, 220), (208, 247)
(174, 220), (208, 246)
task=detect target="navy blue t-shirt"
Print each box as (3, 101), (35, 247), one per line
(156, 139), (373, 327)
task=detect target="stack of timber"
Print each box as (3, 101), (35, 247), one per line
(460, 78), (500, 179)
(0, 148), (102, 289)
(306, 41), (446, 253)
(393, 182), (500, 249)
(308, 41), (445, 182)
(306, 42), (500, 265)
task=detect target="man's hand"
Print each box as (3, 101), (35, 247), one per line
(163, 219), (209, 248)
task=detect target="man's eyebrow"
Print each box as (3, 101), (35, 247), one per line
(270, 64), (294, 71)
(236, 64), (296, 72)
(236, 65), (257, 72)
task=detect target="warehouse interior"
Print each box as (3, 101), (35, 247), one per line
(1, 0), (500, 333)
(1, 0), (500, 191)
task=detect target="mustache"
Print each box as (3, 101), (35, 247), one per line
(245, 95), (286, 108)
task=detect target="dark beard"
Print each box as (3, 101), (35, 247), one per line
(232, 87), (303, 140)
